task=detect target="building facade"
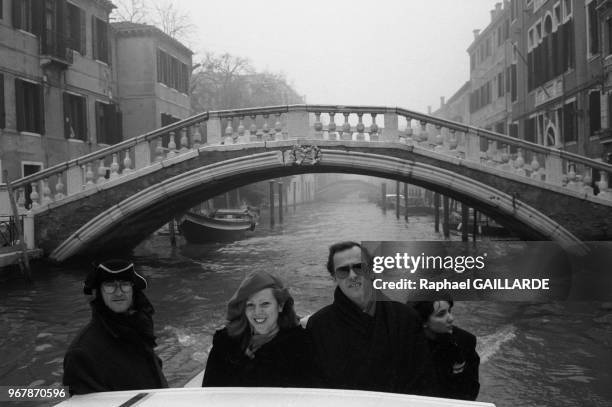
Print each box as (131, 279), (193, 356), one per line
(0, 0), (192, 213)
(437, 0), (612, 166)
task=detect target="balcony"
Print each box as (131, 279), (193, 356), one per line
(39, 29), (72, 70)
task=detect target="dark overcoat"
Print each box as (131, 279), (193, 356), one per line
(202, 325), (314, 387)
(427, 326), (480, 400)
(306, 288), (437, 396)
(63, 299), (167, 395)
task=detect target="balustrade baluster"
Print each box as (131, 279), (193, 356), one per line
(192, 124), (202, 149)
(356, 113), (365, 141)
(250, 115), (260, 142)
(237, 118), (245, 142)
(328, 113), (337, 140)
(123, 150), (132, 174)
(583, 170), (594, 195)
(85, 164), (95, 188)
(30, 182), (40, 208)
(369, 113), (379, 141)
(180, 128), (189, 152)
(97, 159), (107, 184)
(274, 114), (283, 140)
(314, 112), (323, 139)
(566, 163), (577, 190)
(514, 150), (526, 176)
(41, 179), (52, 205)
(597, 170), (611, 199)
(448, 129), (458, 150)
(224, 120), (234, 144)
(263, 115), (271, 141)
(17, 187), (26, 209)
(109, 154), (120, 178)
(341, 113), (351, 141)
(55, 173), (65, 200)
(167, 132), (177, 158)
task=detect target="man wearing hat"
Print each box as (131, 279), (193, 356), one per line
(63, 259), (168, 395)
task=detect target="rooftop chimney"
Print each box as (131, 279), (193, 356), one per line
(440, 96), (445, 108)
(473, 29), (481, 39)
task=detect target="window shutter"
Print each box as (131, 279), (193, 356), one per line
(95, 101), (102, 143)
(12, 0), (22, 29)
(15, 79), (24, 132)
(31, 0), (43, 37)
(92, 15), (97, 60)
(37, 83), (44, 134)
(0, 74), (5, 129)
(79, 9), (86, 55)
(106, 22), (112, 65)
(63, 92), (71, 138)
(82, 97), (88, 141)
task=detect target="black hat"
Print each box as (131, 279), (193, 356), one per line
(83, 259), (147, 295)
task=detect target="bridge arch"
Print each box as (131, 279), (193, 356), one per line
(49, 143), (584, 262)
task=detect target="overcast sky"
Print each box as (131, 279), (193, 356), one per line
(181, 0), (500, 113)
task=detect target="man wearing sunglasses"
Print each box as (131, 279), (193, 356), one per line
(63, 259), (167, 395)
(307, 241), (437, 396)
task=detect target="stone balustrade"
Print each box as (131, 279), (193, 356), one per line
(7, 105), (612, 213)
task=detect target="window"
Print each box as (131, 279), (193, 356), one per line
(92, 16), (109, 63)
(587, 0), (599, 56)
(497, 72), (505, 97)
(589, 90), (601, 134)
(64, 93), (87, 141)
(0, 0), (3, 20)
(12, 0), (34, 33)
(510, 64), (517, 102)
(15, 79), (44, 134)
(608, 18), (612, 55)
(470, 52), (475, 71)
(95, 101), (122, 145)
(66, 3), (85, 55)
(525, 117), (536, 143)
(562, 101), (576, 142)
(563, 0), (572, 21)
(0, 74), (4, 129)
(509, 123), (518, 138)
(156, 49), (189, 93)
(511, 0), (517, 21)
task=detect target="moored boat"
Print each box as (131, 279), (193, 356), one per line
(179, 209), (257, 243)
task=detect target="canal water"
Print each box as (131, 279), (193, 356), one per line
(1, 198), (611, 407)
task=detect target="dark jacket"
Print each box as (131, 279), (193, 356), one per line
(306, 288), (437, 396)
(427, 326), (480, 400)
(63, 295), (168, 395)
(202, 325), (314, 387)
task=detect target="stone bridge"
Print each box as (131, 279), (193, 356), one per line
(6, 105), (612, 262)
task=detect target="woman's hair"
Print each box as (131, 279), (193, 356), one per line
(226, 287), (298, 338)
(411, 293), (454, 324)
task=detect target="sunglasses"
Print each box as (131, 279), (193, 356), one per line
(101, 281), (133, 294)
(334, 262), (367, 279)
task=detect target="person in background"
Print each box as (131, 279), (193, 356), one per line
(202, 271), (313, 387)
(307, 241), (437, 395)
(412, 294), (480, 400)
(63, 259), (167, 395)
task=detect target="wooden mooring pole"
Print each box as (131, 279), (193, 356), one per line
(269, 180), (275, 228)
(4, 170), (32, 281)
(381, 183), (387, 214)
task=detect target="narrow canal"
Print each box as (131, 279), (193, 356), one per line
(1, 197), (611, 406)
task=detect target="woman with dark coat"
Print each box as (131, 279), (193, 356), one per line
(63, 260), (168, 395)
(412, 295), (480, 401)
(202, 271), (313, 387)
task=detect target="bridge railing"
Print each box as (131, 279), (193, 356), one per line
(6, 104), (612, 212)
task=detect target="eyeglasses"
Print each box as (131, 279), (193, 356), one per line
(101, 281), (133, 294)
(334, 262), (367, 279)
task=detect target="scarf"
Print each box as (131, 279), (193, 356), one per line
(244, 326), (279, 359)
(91, 290), (157, 348)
